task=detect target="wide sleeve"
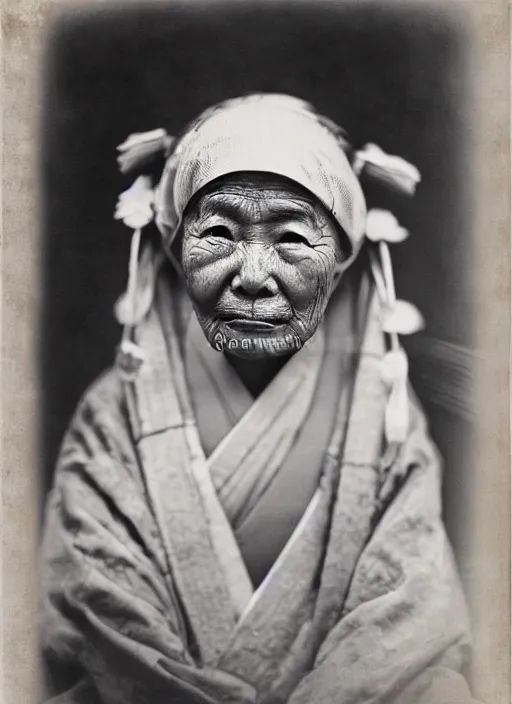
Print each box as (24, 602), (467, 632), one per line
(287, 396), (478, 704)
(40, 371), (255, 704)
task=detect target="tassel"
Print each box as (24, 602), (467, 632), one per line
(377, 241), (424, 335)
(360, 163), (422, 443)
(385, 374), (409, 443)
(382, 300), (425, 336)
(354, 143), (421, 196)
(380, 346), (409, 442)
(112, 175), (162, 381)
(115, 228), (146, 380)
(368, 246), (389, 304)
(113, 134), (174, 382)
(123, 228), (142, 332)
(113, 176), (159, 330)
(114, 242), (164, 326)
(117, 128), (175, 175)
(368, 238), (425, 444)
(380, 347), (408, 388)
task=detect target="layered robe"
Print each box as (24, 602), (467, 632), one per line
(41, 261), (476, 704)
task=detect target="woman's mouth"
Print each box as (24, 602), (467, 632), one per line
(223, 318), (283, 332)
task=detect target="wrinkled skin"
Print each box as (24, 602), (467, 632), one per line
(181, 173), (347, 361)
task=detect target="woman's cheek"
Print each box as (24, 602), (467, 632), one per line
(279, 255), (330, 309)
(185, 250), (235, 307)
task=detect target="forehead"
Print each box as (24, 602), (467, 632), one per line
(185, 172), (325, 223)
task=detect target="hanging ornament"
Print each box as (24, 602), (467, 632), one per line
(384, 375), (410, 444)
(381, 299), (425, 336)
(114, 242), (165, 326)
(115, 339), (146, 382)
(114, 226), (145, 382)
(114, 175), (155, 229)
(366, 208), (409, 243)
(117, 128), (175, 175)
(112, 174), (160, 381)
(364, 206), (424, 444)
(380, 347), (408, 389)
(354, 143), (421, 195)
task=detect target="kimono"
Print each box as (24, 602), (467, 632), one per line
(41, 261), (476, 704)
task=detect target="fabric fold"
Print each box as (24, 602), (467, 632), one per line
(41, 267), (474, 704)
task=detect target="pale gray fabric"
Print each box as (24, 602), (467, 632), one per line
(40, 344), (475, 703)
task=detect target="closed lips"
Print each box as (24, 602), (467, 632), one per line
(223, 318), (283, 331)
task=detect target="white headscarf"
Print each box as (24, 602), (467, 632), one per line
(154, 94), (366, 264)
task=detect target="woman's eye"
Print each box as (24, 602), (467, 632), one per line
(200, 225), (233, 240)
(278, 232), (311, 246)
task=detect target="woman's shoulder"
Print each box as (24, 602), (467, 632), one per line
(76, 363), (127, 414)
(66, 364), (131, 432)
(56, 365), (137, 475)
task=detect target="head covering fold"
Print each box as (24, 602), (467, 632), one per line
(154, 94), (367, 263)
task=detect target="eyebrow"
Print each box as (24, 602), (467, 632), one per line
(198, 197), (319, 227)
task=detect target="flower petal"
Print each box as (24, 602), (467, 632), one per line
(114, 176), (155, 229)
(356, 143), (421, 196)
(115, 199), (149, 216)
(366, 209), (409, 243)
(117, 128), (168, 152)
(382, 300), (425, 335)
(117, 130), (175, 174)
(120, 211), (153, 230)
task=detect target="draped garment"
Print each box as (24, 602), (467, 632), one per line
(40, 263), (477, 704)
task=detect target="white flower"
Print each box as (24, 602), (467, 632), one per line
(381, 300), (425, 335)
(366, 209), (409, 243)
(114, 176), (155, 229)
(355, 143), (421, 195)
(117, 128), (169, 152)
(116, 128), (174, 174)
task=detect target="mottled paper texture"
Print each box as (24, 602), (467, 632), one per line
(1, 0), (509, 702)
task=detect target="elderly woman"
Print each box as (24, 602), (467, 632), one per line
(41, 95), (475, 704)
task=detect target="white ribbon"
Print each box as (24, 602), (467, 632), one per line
(365, 210), (425, 443)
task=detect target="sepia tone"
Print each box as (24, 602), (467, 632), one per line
(1, 1), (510, 703)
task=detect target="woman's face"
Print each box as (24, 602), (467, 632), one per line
(180, 173), (346, 359)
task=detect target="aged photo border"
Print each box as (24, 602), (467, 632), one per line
(1, 0), (510, 702)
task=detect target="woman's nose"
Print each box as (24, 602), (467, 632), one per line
(231, 244), (278, 297)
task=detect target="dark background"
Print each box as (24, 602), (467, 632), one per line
(40, 2), (474, 584)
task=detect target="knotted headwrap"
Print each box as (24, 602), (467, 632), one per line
(155, 94), (366, 263)
(113, 93), (424, 443)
